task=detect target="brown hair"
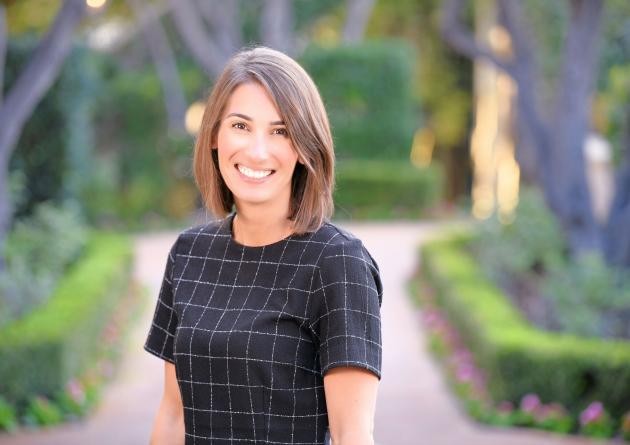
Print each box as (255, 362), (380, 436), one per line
(193, 46), (335, 234)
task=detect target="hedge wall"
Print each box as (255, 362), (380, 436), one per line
(420, 234), (630, 418)
(334, 160), (442, 219)
(0, 232), (133, 406)
(300, 40), (417, 160)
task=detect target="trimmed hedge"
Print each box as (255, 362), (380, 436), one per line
(420, 233), (630, 418)
(0, 232), (133, 406)
(300, 40), (417, 160)
(334, 160), (443, 219)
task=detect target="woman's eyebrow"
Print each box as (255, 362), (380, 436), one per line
(226, 112), (284, 126)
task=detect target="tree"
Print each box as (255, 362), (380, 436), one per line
(0, 0), (89, 270)
(168, 0), (377, 78)
(441, 0), (630, 267)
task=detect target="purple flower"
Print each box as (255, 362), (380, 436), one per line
(520, 393), (541, 414)
(580, 401), (604, 426)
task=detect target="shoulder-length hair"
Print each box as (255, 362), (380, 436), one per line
(193, 46), (335, 234)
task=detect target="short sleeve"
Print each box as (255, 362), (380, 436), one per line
(308, 238), (383, 379)
(144, 237), (179, 364)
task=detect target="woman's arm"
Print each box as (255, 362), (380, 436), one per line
(149, 361), (185, 445)
(323, 366), (379, 445)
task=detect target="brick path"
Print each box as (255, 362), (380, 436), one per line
(0, 220), (621, 444)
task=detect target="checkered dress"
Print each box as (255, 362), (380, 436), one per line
(144, 212), (383, 444)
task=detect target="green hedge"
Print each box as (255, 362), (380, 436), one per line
(420, 234), (630, 418)
(333, 160), (443, 219)
(6, 38), (100, 218)
(300, 40), (417, 160)
(0, 232), (133, 406)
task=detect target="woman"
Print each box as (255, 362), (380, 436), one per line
(144, 46), (383, 445)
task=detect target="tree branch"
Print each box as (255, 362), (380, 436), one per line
(261, 0), (294, 55)
(440, 0), (516, 76)
(128, 0), (187, 134)
(341, 0), (375, 44)
(195, 0), (242, 59)
(168, 0), (227, 78)
(0, 0), (87, 168)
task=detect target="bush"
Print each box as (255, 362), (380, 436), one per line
(472, 187), (630, 339)
(334, 160), (443, 219)
(420, 234), (630, 419)
(0, 232), (133, 407)
(300, 40), (417, 160)
(0, 201), (88, 326)
(6, 37), (100, 217)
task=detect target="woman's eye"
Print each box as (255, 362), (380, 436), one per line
(273, 128), (288, 137)
(232, 122), (247, 130)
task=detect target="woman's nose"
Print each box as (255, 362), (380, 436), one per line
(248, 133), (271, 160)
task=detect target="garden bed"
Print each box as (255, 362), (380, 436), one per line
(0, 232), (136, 430)
(414, 231), (630, 440)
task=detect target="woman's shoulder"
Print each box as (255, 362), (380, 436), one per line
(311, 221), (376, 266)
(171, 215), (231, 254)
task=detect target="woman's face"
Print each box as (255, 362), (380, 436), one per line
(215, 82), (299, 213)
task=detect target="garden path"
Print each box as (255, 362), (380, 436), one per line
(0, 220), (621, 445)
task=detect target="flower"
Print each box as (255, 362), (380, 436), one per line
(520, 394), (541, 414)
(66, 379), (86, 404)
(497, 401), (514, 414)
(580, 401), (604, 426)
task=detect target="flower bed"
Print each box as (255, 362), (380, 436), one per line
(413, 232), (630, 441)
(0, 232), (138, 431)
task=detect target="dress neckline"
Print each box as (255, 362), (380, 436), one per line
(224, 212), (297, 250)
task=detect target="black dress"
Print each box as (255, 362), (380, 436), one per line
(144, 212), (383, 444)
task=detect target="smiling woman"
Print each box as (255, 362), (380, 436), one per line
(144, 46), (383, 445)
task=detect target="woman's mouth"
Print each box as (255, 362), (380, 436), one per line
(236, 164), (275, 180)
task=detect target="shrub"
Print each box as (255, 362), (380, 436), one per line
(0, 232), (133, 407)
(334, 160), (443, 219)
(300, 40), (417, 160)
(420, 234), (630, 419)
(0, 396), (17, 432)
(0, 201), (88, 325)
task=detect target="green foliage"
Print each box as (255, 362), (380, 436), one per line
(333, 160), (443, 219)
(473, 188), (565, 282)
(23, 396), (63, 427)
(472, 187), (630, 339)
(6, 38), (100, 218)
(93, 60), (199, 228)
(0, 396), (17, 432)
(368, 0), (472, 149)
(544, 254), (630, 338)
(420, 235), (630, 419)
(0, 232), (133, 407)
(0, 201), (88, 326)
(300, 40), (417, 160)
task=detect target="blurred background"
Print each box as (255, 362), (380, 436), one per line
(0, 0), (629, 444)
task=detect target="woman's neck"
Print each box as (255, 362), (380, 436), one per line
(232, 204), (294, 247)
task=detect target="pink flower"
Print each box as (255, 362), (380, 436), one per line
(497, 401), (514, 414)
(66, 379), (86, 404)
(580, 401), (604, 426)
(520, 394), (541, 414)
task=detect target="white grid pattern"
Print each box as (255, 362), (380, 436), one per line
(144, 213), (382, 444)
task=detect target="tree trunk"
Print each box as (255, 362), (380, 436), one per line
(0, 0), (87, 271)
(341, 0), (376, 44)
(128, 0), (188, 134)
(550, 0), (603, 255)
(261, 0), (295, 55)
(168, 0), (227, 78)
(0, 5), (6, 103)
(195, 0), (242, 58)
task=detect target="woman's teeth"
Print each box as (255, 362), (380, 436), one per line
(237, 164), (273, 179)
